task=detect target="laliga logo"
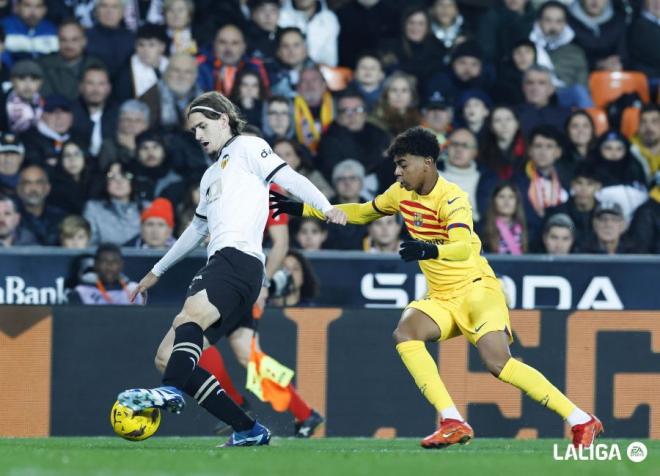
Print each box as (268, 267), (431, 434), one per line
(552, 441), (648, 462)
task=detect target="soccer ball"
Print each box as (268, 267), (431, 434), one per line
(110, 401), (161, 441)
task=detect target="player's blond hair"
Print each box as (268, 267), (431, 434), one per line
(187, 92), (246, 136)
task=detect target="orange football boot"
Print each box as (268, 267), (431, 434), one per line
(421, 419), (474, 449)
(571, 414), (604, 448)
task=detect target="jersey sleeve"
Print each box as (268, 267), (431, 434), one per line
(372, 182), (402, 215)
(241, 136), (287, 182)
(439, 191), (473, 234)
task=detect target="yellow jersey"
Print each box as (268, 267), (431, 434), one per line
(304, 174), (496, 297)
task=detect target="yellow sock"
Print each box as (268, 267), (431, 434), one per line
(396, 340), (454, 412)
(498, 357), (575, 419)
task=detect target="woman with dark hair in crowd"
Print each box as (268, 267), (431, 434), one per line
(557, 110), (597, 186)
(493, 38), (536, 106)
(229, 68), (268, 129)
(379, 5), (445, 85)
(479, 106), (526, 179)
(591, 131), (647, 189)
(370, 71), (422, 136)
(270, 249), (320, 307)
(83, 161), (144, 245)
(479, 181), (528, 255)
(273, 138), (334, 199)
(48, 140), (94, 215)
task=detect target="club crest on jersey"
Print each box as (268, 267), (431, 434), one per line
(220, 154), (230, 169)
(413, 212), (423, 227)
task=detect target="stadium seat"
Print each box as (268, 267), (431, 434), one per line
(620, 107), (641, 138)
(585, 107), (609, 136)
(589, 71), (650, 109)
(319, 65), (353, 92)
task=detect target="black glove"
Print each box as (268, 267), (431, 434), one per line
(399, 240), (439, 262)
(270, 190), (303, 218)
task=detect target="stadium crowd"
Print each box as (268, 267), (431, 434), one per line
(0, 0), (658, 256)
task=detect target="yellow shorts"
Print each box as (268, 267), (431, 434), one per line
(406, 276), (513, 346)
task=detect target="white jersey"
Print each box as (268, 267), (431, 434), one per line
(196, 135), (287, 264)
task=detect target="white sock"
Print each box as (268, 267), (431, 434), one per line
(566, 407), (591, 426)
(440, 406), (464, 422)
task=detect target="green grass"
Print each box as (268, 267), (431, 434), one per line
(0, 438), (657, 476)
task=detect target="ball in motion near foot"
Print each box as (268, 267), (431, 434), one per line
(110, 400), (161, 441)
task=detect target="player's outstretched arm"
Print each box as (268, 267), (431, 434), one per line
(130, 216), (209, 303)
(270, 190), (383, 225)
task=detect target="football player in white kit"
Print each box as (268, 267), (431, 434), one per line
(118, 91), (347, 447)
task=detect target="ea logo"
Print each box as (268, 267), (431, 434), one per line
(626, 441), (647, 463)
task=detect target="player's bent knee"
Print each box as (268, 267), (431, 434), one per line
(484, 356), (509, 377)
(392, 326), (414, 344)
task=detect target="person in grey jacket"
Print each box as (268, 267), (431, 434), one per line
(83, 161), (143, 245)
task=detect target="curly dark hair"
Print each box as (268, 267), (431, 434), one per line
(287, 249), (319, 301)
(386, 126), (440, 161)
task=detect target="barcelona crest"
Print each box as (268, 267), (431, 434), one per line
(413, 212), (423, 227)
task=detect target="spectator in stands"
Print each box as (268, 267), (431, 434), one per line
(85, 0), (136, 80)
(48, 140), (92, 215)
(336, 0), (400, 68)
(175, 176), (201, 236)
(0, 193), (37, 246)
(262, 95), (294, 142)
(541, 213), (575, 255)
(544, 161), (601, 250)
(164, 0), (198, 55)
(0, 25), (8, 84)
(429, 0), (470, 67)
(628, 0), (660, 83)
(98, 99), (150, 169)
(479, 181), (528, 255)
(273, 138), (333, 198)
(39, 19), (103, 100)
(421, 91), (452, 147)
(198, 24), (270, 97)
(270, 249), (319, 306)
(529, 1), (591, 108)
(0, 133), (25, 194)
(71, 65), (117, 157)
(379, 5), (445, 84)
(349, 53), (385, 113)
(115, 23), (169, 102)
(477, 0), (535, 64)
(246, 0), (281, 60)
(15, 164), (66, 245)
(124, 197), (176, 248)
(364, 214), (402, 253)
(325, 159), (368, 249)
(141, 52), (202, 129)
(20, 94), (74, 168)
(580, 202), (637, 253)
(516, 65), (571, 137)
(493, 38), (536, 105)
(458, 89), (491, 143)
(565, 109), (596, 163)
(278, 0), (339, 67)
(424, 40), (491, 109)
(2, 60), (44, 133)
(440, 128), (482, 222)
(292, 65), (334, 153)
(294, 217), (327, 250)
(68, 243), (144, 305)
(317, 91), (391, 194)
(627, 171), (660, 253)
(58, 214), (91, 249)
(130, 130), (183, 203)
(631, 104), (660, 180)
(267, 27), (313, 98)
(83, 161), (142, 245)
(479, 105), (526, 181)
(514, 125), (568, 243)
(229, 68), (267, 129)
(1, 0), (58, 62)
(568, 0), (627, 71)
(370, 71), (421, 137)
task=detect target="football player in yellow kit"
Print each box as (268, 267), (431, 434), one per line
(270, 127), (603, 449)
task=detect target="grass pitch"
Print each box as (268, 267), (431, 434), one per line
(0, 438), (657, 476)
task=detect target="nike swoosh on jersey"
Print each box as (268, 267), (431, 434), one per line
(448, 197), (459, 204)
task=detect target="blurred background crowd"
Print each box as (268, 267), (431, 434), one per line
(0, 0), (658, 259)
